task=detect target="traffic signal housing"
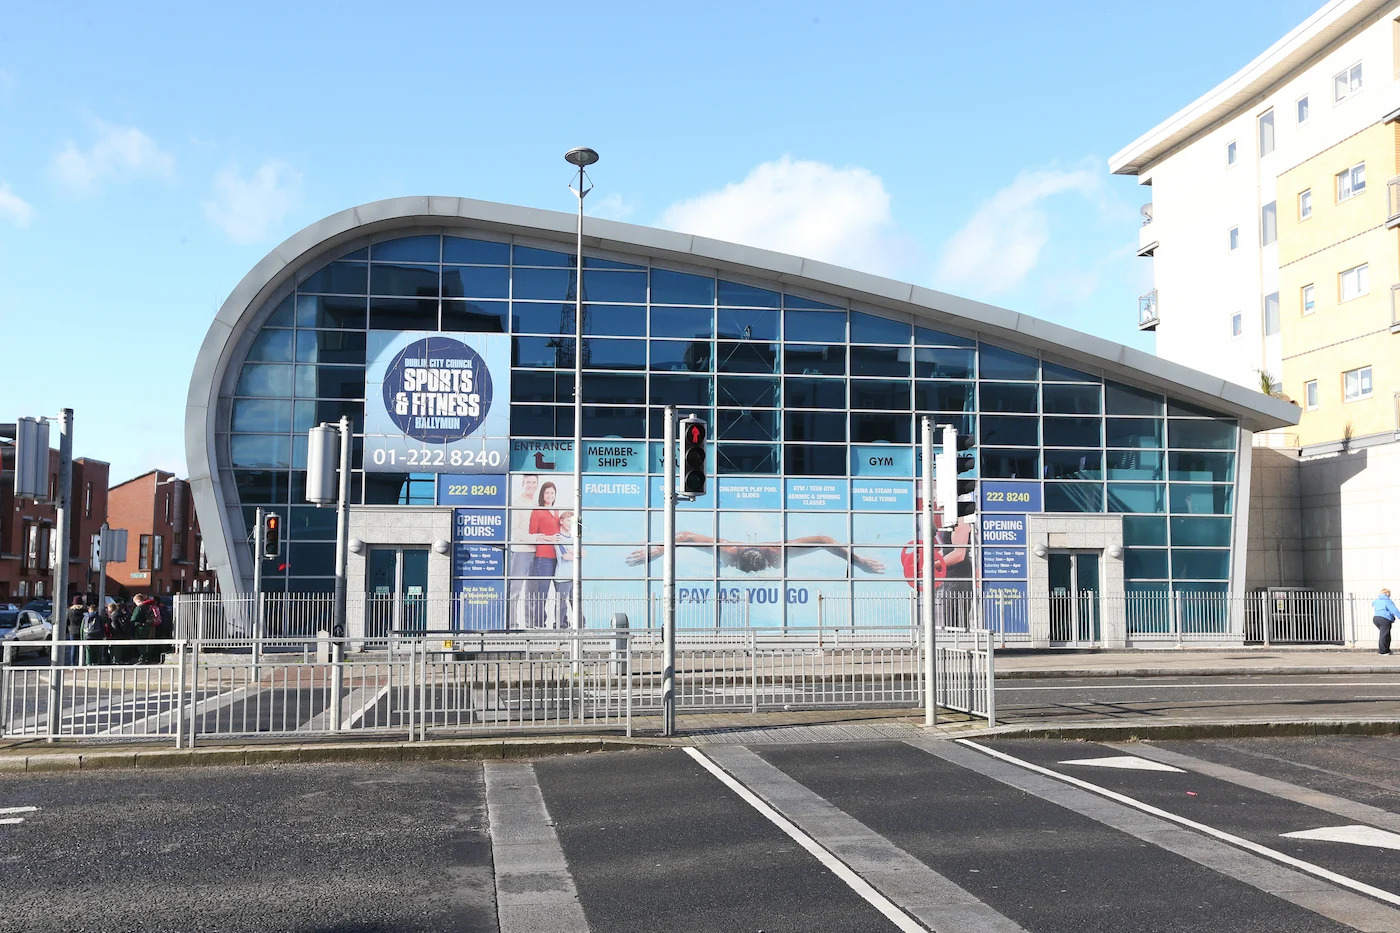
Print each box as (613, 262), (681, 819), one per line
(680, 415), (708, 498)
(263, 513), (282, 559)
(936, 425), (977, 527)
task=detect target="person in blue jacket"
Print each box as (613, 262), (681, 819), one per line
(1372, 589), (1400, 655)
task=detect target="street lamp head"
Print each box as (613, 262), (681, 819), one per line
(564, 147), (599, 167)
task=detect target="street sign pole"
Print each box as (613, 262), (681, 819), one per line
(921, 416), (936, 727)
(662, 405), (677, 737)
(95, 522), (108, 618)
(330, 414), (350, 729)
(252, 507), (264, 669)
(46, 409), (73, 739)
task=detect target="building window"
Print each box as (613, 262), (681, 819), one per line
(1258, 109), (1275, 157)
(1344, 365), (1373, 401)
(1261, 202), (1277, 246)
(1228, 226), (1240, 250)
(138, 535), (151, 571)
(164, 492), (172, 524)
(1340, 263), (1370, 302)
(1334, 61), (1363, 102)
(1337, 162), (1366, 201)
(153, 535), (164, 572)
(1226, 140), (1237, 165)
(1297, 95), (1310, 124)
(84, 482), (92, 519)
(1303, 284), (1316, 314)
(1263, 292), (1280, 336)
(1304, 379), (1318, 410)
(1299, 189), (1312, 219)
(1231, 312), (1243, 337)
(22, 523), (36, 571)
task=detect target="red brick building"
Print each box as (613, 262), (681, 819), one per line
(0, 444), (110, 604)
(104, 471), (215, 598)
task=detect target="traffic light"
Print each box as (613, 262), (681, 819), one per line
(936, 425), (977, 527)
(680, 415), (708, 498)
(263, 513), (281, 559)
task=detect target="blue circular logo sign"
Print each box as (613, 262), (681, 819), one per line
(381, 336), (494, 443)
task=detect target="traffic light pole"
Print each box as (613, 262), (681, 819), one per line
(252, 506), (264, 669)
(662, 405), (677, 737)
(921, 416), (936, 727)
(47, 409), (73, 741)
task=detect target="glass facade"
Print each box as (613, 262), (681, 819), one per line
(220, 232), (1240, 625)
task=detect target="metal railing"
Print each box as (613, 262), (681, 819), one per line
(1, 626), (995, 745)
(1138, 289), (1159, 329)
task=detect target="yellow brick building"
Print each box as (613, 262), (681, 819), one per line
(1278, 121), (1400, 446)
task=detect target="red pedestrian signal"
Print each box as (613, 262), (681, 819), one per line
(680, 417), (708, 497)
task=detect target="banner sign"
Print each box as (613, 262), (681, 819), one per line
(717, 477), (781, 511)
(850, 478), (914, 512)
(980, 514), (1027, 546)
(453, 508), (506, 544)
(510, 439), (574, 472)
(981, 548), (1027, 580)
(982, 580), (1029, 634)
(437, 474), (507, 507)
(849, 445), (913, 477)
(785, 479), (849, 511)
(364, 332), (510, 472)
(582, 476), (647, 509)
(980, 481), (1041, 513)
(586, 441), (646, 473)
(453, 543), (505, 578)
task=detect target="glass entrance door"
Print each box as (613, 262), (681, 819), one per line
(1048, 551), (1101, 645)
(366, 547), (430, 638)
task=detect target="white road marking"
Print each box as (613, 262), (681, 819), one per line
(0, 806), (38, 815)
(0, 818), (24, 826)
(1058, 755), (1185, 772)
(683, 747), (926, 933)
(958, 739), (1400, 908)
(1282, 826), (1400, 851)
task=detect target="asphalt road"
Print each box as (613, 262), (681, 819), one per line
(997, 673), (1400, 723)
(8, 734), (1400, 932)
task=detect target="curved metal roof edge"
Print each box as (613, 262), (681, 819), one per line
(1109, 0), (1383, 176)
(186, 195), (1299, 591)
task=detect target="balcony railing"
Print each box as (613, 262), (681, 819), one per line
(1388, 176), (1400, 227)
(1138, 289), (1159, 330)
(1140, 202), (1153, 226)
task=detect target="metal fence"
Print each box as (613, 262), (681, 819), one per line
(0, 626), (993, 746)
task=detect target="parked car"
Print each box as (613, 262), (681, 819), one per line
(0, 610), (53, 658)
(0, 603), (19, 628)
(20, 599), (53, 619)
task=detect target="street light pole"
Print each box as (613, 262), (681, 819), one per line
(565, 147), (597, 631)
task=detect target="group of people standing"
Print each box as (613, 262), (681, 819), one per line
(63, 593), (171, 666)
(507, 474), (581, 629)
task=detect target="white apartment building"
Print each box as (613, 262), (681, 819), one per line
(1112, 0), (1400, 595)
(1113, 0), (1400, 392)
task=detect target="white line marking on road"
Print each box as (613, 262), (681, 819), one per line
(1001, 681), (1400, 691)
(0, 818), (24, 826)
(683, 747), (925, 933)
(1282, 826), (1400, 851)
(958, 739), (1400, 908)
(0, 807), (38, 815)
(1058, 755), (1185, 772)
(342, 681), (392, 730)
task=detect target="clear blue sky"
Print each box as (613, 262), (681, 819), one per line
(0, 0), (1320, 483)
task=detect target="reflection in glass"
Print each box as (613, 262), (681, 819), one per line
(236, 364), (294, 397)
(513, 268), (576, 302)
(441, 300), (507, 333)
(1106, 418), (1163, 449)
(443, 236), (509, 265)
(370, 263), (439, 297)
(785, 377), (845, 409)
(1106, 448), (1163, 480)
(716, 341), (778, 373)
(850, 345), (909, 377)
(785, 344), (845, 376)
(980, 382), (1038, 413)
(369, 298), (437, 330)
(1169, 451), (1235, 482)
(296, 330), (366, 364)
(718, 409), (779, 441)
(371, 236), (439, 262)
(512, 303), (568, 334)
(295, 365), (364, 400)
(1042, 417), (1101, 448)
(850, 379), (910, 410)
(442, 266), (509, 299)
(851, 413), (911, 443)
(1171, 516), (1232, 547)
(1043, 483), (1104, 512)
(583, 374), (646, 404)
(719, 280), (781, 308)
(717, 307), (778, 340)
(232, 399), (293, 433)
(581, 270), (646, 303)
(1107, 483), (1165, 513)
(586, 338), (648, 371)
(247, 329), (294, 362)
(783, 309), (845, 343)
(979, 344), (1038, 380)
(1043, 449), (1102, 479)
(981, 416), (1038, 446)
(850, 311), (911, 345)
(717, 376), (777, 408)
(299, 261), (367, 295)
(1168, 420), (1237, 450)
(649, 339), (711, 372)
(785, 444), (847, 476)
(650, 374), (713, 406)
(512, 336), (558, 368)
(1043, 384), (1101, 414)
(296, 295), (367, 329)
(651, 305), (714, 338)
(1122, 516), (1167, 546)
(513, 245), (572, 267)
(582, 406), (646, 438)
(914, 348), (975, 379)
(785, 411), (846, 442)
(586, 304), (647, 336)
(915, 381), (974, 412)
(981, 449), (1039, 479)
(1169, 484), (1233, 515)
(651, 268), (714, 305)
(1106, 382), (1164, 416)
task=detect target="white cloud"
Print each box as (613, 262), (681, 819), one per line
(0, 183), (33, 226)
(203, 161), (303, 245)
(659, 156), (908, 276)
(590, 191), (635, 221)
(933, 167), (1099, 295)
(50, 120), (174, 194)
